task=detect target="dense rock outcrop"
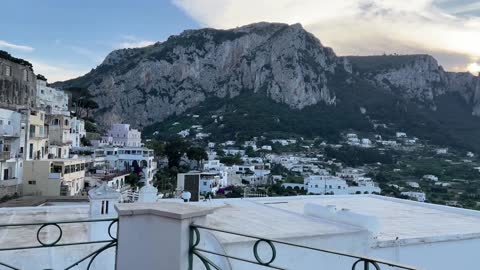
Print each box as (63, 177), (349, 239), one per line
(57, 22), (349, 127)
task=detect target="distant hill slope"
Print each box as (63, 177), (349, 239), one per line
(54, 22), (480, 151)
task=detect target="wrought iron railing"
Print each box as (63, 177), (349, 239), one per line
(189, 224), (418, 270)
(0, 218), (118, 270)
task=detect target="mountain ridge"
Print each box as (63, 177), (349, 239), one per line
(53, 22), (480, 150)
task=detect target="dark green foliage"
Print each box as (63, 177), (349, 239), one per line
(164, 138), (190, 168)
(347, 54), (429, 73)
(324, 146), (395, 167)
(0, 50), (32, 68)
(145, 139), (165, 157)
(85, 121), (97, 133)
(80, 136), (92, 146)
(36, 74), (47, 81)
(219, 154), (243, 166)
(186, 147), (208, 169)
(125, 173), (142, 188)
(245, 146), (258, 157)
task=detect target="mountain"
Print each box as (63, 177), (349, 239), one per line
(55, 22), (480, 151)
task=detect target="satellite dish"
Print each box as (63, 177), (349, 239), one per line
(181, 191), (191, 202)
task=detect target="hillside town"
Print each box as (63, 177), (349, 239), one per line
(2, 50), (480, 211)
(2, 2), (480, 268)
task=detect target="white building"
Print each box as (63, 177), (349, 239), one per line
(203, 160), (224, 171)
(177, 171), (226, 201)
(436, 148), (448, 155)
(0, 108), (23, 197)
(178, 129), (190, 138)
(223, 149), (245, 156)
(401, 191), (427, 202)
(396, 132), (407, 138)
(93, 146), (156, 183)
(423, 175), (439, 182)
(69, 117), (86, 148)
(306, 175), (349, 195)
(47, 114), (72, 159)
(35, 77), (69, 115)
(261, 145), (272, 151)
(243, 141), (257, 151)
(407, 181), (420, 188)
(360, 138), (372, 147)
(102, 124), (141, 147)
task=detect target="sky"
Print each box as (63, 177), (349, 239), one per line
(1, 0), (479, 82)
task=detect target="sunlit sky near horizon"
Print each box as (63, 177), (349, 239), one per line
(1, 0), (479, 82)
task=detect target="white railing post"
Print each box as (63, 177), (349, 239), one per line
(115, 202), (213, 270)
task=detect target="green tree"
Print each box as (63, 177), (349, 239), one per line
(245, 146), (258, 157)
(145, 139), (165, 157)
(219, 154), (243, 166)
(125, 173), (142, 188)
(187, 147), (208, 169)
(80, 136), (91, 146)
(164, 138), (190, 168)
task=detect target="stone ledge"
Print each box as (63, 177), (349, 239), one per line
(115, 202), (214, 220)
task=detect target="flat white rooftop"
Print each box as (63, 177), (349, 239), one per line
(189, 195), (480, 247)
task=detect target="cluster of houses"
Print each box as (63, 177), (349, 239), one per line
(282, 167), (381, 195)
(0, 51), (156, 199)
(176, 158), (272, 201)
(345, 132), (418, 148)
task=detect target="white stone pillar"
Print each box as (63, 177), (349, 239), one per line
(115, 202), (214, 270)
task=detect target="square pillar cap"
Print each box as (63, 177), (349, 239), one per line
(115, 202), (214, 220)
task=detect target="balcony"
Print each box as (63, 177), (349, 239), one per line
(0, 126), (19, 138)
(0, 151), (11, 161)
(29, 131), (47, 139)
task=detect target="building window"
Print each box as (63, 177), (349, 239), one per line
(29, 143), (33, 159)
(23, 70), (28, 81)
(5, 66), (11, 77)
(28, 180), (36, 185)
(101, 201), (105, 215)
(106, 201), (109, 214)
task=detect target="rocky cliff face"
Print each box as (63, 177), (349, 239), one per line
(348, 54), (480, 113)
(58, 22), (348, 127)
(56, 22), (480, 127)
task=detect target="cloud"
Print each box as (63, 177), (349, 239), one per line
(0, 40), (34, 52)
(172, 0), (480, 72)
(30, 59), (89, 83)
(115, 35), (155, 49)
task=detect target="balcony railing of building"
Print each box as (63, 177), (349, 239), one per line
(29, 131), (47, 139)
(0, 126), (20, 138)
(0, 218), (118, 270)
(189, 224), (418, 270)
(0, 151), (11, 161)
